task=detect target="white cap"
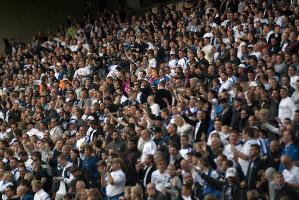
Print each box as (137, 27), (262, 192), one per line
(203, 33), (213, 38)
(238, 64), (247, 68)
(249, 81), (258, 87)
(225, 167), (237, 178)
(87, 116), (95, 121)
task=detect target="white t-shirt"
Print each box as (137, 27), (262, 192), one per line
(290, 75), (299, 89)
(223, 143), (242, 161)
(27, 128), (43, 139)
(106, 169), (126, 197)
(178, 57), (188, 71)
(141, 140), (157, 162)
(151, 170), (170, 192)
(149, 58), (157, 68)
(219, 78), (234, 93)
(283, 165), (299, 187)
(150, 104), (160, 116)
(279, 97), (296, 121)
(238, 139), (258, 175)
(180, 147), (193, 160)
(74, 66), (91, 79)
(34, 189), (50, 200)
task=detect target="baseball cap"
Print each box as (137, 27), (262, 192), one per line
(234, 97), (243, 103)
(238, 64), (247, 68)
(69, 118), (78, 125)
(86, 116), (95, 121)
(225, 167), (237, 178)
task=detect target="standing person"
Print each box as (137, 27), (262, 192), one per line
(146, 183), (168, 200)
(99, 158), (126, 200)
(197, 167), (242, 200)
(16, 185), (33, 200)
(139, 154), (156, 190)
(273, 172), (299, 200)
(281, 155), (299, 191)
(178, 184), (195, 200)
(245, 144), (266, 190)
(197, 157), (221, 199)
(123, 140), (140, 186)
(151, 158), (170, 192)
(140, 129), (157, 162)
(232, 127), (258, 176)
(230, 97), (242, 131)
(281, 130), (299, 162)
(278, 87), (296, 121)
(82, 145), (99, 188)
(32, 180), (50, 200)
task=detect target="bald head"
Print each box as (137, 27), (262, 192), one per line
(17, 185), (27, 197)
(146, 183), (157, 197)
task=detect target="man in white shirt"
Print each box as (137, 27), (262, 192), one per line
(76, 126), (86, 151)
(219, 71), (234, 93)
(281, 155), (299, 191)
(202, 35), (214, 63)
(0, 173), (14, 200)
(178, 50), (188, 72)
(99, 158), (126, 200)
(49, 118), (63, 142)
(223, 131), (242, 162)
(73, 60), (91, 80)
(147, 95), (160, 116)
(18, 151), (33, 171)
(151, 159), (170, 192)
(288, 65), (299, 89)
(279, 87), (296, 121)
(141, 129), (157, 162)
(231, 127), (258, 175)
(32, 180), (50, 200)
(26, 123), (43, 139)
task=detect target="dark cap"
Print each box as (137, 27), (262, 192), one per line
(154, 115), (163, 121)
(153, 126), (162, 133)
(69, 118), (78, 125)
(192, 152), (202, 159)
(234, 97), (243, 103)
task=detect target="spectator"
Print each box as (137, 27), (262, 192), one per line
(16, 185), (33, 200)
(151, 158), (170, 192)
(146, 183), (168, 200)
(245, 144), (266, 190)
(279, 87), (296, 121)
(281, 155), (299, 191)
(273, 172), (299, 200)
(99, 158), (126, 200)
(0, 1), (299, 199)
(82, 145), (98, 188)
(31, 180), (50, 200)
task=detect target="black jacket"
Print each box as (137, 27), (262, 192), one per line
(200, 173), (241, 200)
(154, 88), (172, 110)
(141, 165), (156, 189)
(246, 157), (266, 190)
(230, 108), (241, 131)
(182, 114), (209, 142)
(219, 108), (233, 126)
(274, 183), (299, 200)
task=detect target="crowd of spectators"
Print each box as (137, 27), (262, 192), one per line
(1, 0), (299, 199)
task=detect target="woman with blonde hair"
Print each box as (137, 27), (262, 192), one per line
(130, 185), (143, 200)
(75, 189), (88, 200)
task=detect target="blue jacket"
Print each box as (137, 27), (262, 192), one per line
(22, 193), (33, 200)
